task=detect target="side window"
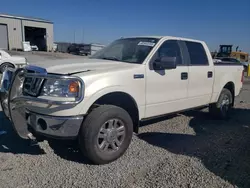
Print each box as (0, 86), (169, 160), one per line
(154, 40), (183, 65)
(185, 41), (209, 65)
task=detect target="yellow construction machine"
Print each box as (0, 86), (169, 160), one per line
(212, 45), (249, 63)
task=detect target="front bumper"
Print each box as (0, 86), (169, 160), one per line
(0, 66), (84, 139)
(26, 110), (83, 139)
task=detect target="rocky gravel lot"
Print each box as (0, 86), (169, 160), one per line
(0, 52), (250, 188)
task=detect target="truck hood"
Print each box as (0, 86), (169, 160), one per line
(34, 58), (138, 75)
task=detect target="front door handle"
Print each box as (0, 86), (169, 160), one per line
(207, 71), (213, 78)
(181, 72), (188, 80)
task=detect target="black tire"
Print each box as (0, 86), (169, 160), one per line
(0, 94), (9, 119)
(0, 63), (14, 119)
(0, 62), (15, 73)
(209, 88), (233, 119)
(78, 105), (133, 164)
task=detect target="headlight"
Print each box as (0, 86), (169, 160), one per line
(41, 79), (82, 98)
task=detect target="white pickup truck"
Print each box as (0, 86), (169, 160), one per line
(0, 36), (244, 164)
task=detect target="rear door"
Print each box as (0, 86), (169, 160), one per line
(181, 40), (214, 107)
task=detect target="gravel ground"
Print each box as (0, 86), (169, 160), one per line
(0, 52), (250, 188)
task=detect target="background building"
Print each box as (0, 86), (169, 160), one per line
(0, 14), (53, 51)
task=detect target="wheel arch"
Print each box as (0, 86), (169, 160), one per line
(82, 91), (140, 133)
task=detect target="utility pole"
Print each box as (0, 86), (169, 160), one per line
(82, 28), (84, 44)
(73, 30), (76, 43)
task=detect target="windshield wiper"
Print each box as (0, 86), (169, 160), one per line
(101, 57), (120, 61)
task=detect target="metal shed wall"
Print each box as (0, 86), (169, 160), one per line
(0, 17), (22, 50)
(0, 24), (8, 49)
(0, 15), (54, 51)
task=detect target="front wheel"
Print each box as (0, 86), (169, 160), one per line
(0, 95), (9, 119)
(78, 105), (133, 164)
(209, 88), (233, 119)
(0, 63), (15, 74)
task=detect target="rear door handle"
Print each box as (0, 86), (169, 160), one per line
(207, 71), (213, 78)
(181, 72), (188, 80)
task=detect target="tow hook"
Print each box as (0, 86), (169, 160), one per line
(27, 133), (38, 146)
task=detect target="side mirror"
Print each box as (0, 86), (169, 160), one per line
(153, 56), (177, 70)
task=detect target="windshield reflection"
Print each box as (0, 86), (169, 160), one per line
(90, 38), (159, 64)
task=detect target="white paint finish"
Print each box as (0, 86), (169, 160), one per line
(187, 66), (214, 105)
(145, 66), (189, 117)
(27, 58), (146, 118)
(34, 58), (139, 75)
(211, 65), (243, 102)
(8, 36), (244, 121)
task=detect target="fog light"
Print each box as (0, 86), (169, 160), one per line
(37, 118), (47, 130)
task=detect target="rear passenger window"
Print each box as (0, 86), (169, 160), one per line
(185, 41), (208, 65)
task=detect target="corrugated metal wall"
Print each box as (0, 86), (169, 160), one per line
(0, 17), (22, 50)
(0, 24), (8, 49)
(0, 16), (54, 51)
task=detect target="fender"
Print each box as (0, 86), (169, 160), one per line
(210, 72), (235, 103)
(79, 86), (145, 119)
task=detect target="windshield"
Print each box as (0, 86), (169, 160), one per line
(90, 38), (159, 64)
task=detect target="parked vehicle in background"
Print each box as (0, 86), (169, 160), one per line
(0, 49), (28, 73)
(0, 36), (244, 165)
(30, 43), (39, 51)
(212, 44), (249, 63)
(83, 43), (105, 56)
(67, 43), (85, 55)
(67, 43), (105, 56)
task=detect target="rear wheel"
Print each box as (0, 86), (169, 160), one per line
(209, 88), (233, 119)
(78, 105), (133, 164)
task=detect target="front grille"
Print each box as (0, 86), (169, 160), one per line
(23, 70), (45, 97)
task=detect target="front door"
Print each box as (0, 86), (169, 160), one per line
(145, 39), (189, 118)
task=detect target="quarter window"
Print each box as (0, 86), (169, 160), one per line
(185, 41), (208, 65)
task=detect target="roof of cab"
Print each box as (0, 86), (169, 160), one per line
(121, 35), (205, 43)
